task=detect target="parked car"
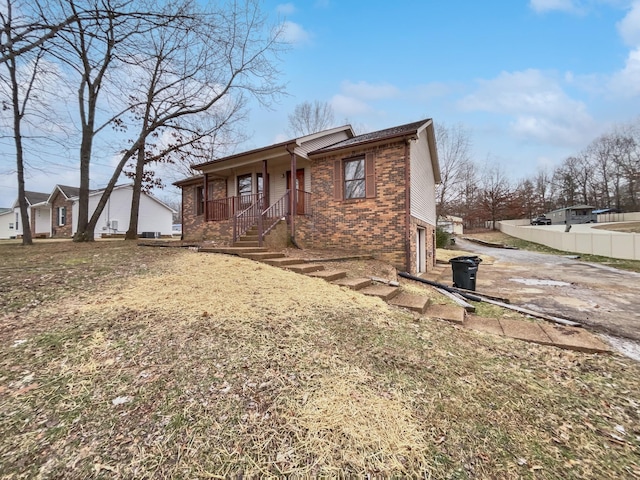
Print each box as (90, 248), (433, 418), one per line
(531, 216), (551, 225)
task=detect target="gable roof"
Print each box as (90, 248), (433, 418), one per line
(191, 125), (356, 170)
(310, 119), (431, 154)
(46, 184), (81, 204)
(309, 118), (441, 183)
(15, 191), (49, 208)
(0, 207), (12, 215)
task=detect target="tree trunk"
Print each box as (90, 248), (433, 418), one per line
(74, 129), (93, 242)
(9, 55), (32, 245)
(125, 146), (146, 240)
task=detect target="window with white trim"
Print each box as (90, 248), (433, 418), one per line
(58, 206), (66, 226)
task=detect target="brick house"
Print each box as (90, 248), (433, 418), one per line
(48, 185), (79, 238)
(6, 184), (175, 239)
(175, 119), (441, 274)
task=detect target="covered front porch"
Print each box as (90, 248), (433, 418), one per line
(198, 149), (312, 246)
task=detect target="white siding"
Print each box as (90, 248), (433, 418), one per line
(13, 207), (23, 236)
(71, 185), (174, 238)
(136, 192), (174, 235)
(33, 205), (51, 235)
(409, 132), (437, 225)
(295, 131), (351, 157)
(0, 211), (15, 239)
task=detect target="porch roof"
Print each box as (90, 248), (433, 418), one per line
(190, 125), (355, 171)
(13, 191), (49, 208)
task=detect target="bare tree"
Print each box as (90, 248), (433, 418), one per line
(434, 122), (472, 217)
(84, 0), (284, 240)
(479, 162), (511, 230)
(612, 122), (640, 210)
(0, 0), (49, 245)
(287, 100), (335, 136)
(533, 167), (552, 213)
(0, 0), (91, 64)
(45, 0), (150, 241)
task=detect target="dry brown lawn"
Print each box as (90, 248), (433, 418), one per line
(593, 221), (640, 233)
(1, 240), (639, 478)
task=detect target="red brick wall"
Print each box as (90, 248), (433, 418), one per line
(298, 142), (411, 270)
(181, 182), (233, 244)
(50, 191), (73, 238)
(408, 216), (436, 274)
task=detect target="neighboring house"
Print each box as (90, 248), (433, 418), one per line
(82, 184), (175, 238)
(175, 119), (441, 274)
(11, 191), (51, 238)
(438, 215), (464, 235)
(47, 185), (80, 238)
(547, 205), (597, 225)
(6, 184), (175, 239)
(0, 207), (15, 239)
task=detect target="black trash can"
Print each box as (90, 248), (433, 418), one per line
(449, 256), (482, 291)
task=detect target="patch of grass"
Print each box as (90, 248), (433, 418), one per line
(1, 242), (640, 477)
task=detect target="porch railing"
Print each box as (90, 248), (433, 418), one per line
(261, 190), (290, 237)
(232, 196), (263, 243)
(207, 193), (263, 222)
(220, 190), (311, 245)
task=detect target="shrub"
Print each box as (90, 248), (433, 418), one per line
(435, 228), (451, 249)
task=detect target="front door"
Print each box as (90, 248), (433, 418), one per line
(286, 168), (305, 215)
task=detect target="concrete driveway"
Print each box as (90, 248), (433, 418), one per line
(455, 238), (640, 343)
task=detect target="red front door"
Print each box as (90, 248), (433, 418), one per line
(286, 169), (305, 215)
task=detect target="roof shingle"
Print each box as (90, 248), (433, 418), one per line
(310, 119), (431, 154)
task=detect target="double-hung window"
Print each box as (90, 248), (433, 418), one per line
(333, 152), (376, 201)
(58, 206), (66, 226)
(344, 158), (366, 199)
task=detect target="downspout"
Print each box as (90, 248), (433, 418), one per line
(404, 139), (412, 273)
(285, 144), (299, 248)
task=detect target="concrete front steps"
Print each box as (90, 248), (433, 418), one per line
(198, 245), (440, 318)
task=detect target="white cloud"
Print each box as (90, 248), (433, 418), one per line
(330, 94), (373, 116)
(459, 69), (595, 146)
(609, 46), (640, 96)
(617, 1), (640, 46)
(276, 3), (296, 15)
(529, 0), (582, 13)
(281, 21), (311, 45)
(340, 80), (399, 100)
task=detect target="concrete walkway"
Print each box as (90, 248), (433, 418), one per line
(422, 263), (611, 354)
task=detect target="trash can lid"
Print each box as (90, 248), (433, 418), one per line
(449, 255), (482, 264)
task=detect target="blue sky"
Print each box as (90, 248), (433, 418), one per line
(250, 0), (640, 174)
(2, 0), (640, 207)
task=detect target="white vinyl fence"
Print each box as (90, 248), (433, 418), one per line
(498, 216), (640, 260)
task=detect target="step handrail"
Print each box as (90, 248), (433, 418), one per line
(233, 194), (263, 244)
(261, 191), (290, 238)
